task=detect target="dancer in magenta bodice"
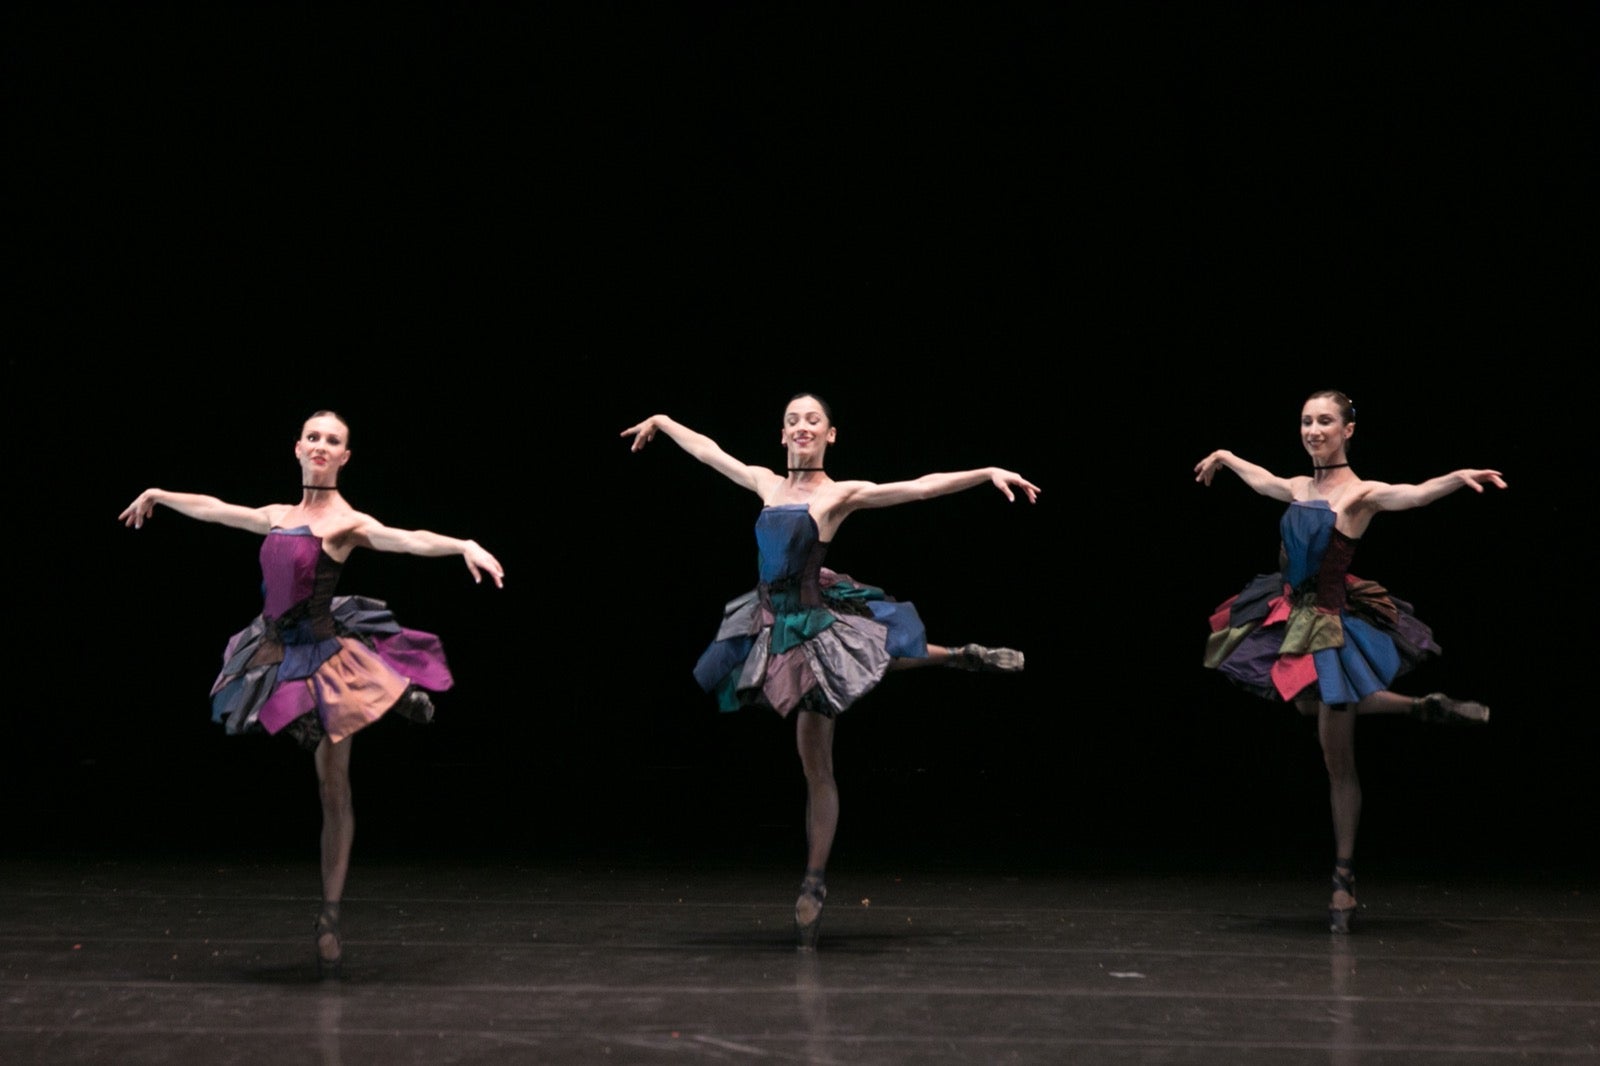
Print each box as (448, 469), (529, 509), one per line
(120, 410), (504, 976)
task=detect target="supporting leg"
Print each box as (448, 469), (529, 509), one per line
(314, 735), (354, 976)
(794, 711), (836, 949)
(1317, 704), (1361, 933)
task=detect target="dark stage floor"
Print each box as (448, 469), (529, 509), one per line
(3, 847), (1596, 1065)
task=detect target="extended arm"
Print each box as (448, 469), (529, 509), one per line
(620, 414), (779, 497)
(834, 466), (1040, 512)
(344, 519), (506, 587)
(1194, 450), (1299, 501)
(119, 489), (275, 533)
(1357, 469), (1508, 513)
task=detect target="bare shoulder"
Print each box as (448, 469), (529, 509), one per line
(317, 507), (379, 549)
(260, 502), (294, 528)
(823, 478), (878, 508)
(1284, 474), (1316, 501)
(748, 464), (786, 492)
(1330, 477), (1388, 516)
(342, 509), (384, 536)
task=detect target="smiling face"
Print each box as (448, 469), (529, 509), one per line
(1300, 396), (1354, 466)
(295, 413), (352, 483)
(781, 394), (836, 466)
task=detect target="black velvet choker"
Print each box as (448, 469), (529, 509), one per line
(788, 468), (825, 474)
(1312, 463), (1350, 471)
(302, 484), (339, 490)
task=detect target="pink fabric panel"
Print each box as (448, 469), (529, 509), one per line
(1271, 653), (1317, 702)
(762, 646), (817, 718)
(315, 639), (414, 743)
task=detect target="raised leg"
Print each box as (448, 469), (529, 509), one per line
(889, 644), (1025, 673)
(1352, 688), (1490, 724)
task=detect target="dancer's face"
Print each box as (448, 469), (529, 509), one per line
(296, 414), (352, 479)
(1300, 397), (1353, 464)
(781, 395), (836, 460)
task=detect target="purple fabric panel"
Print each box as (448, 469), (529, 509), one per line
(260, 529), (321, 619)
(1215, 626), (1285, 699)
(1394, 612), (1440, 657)
(258, 678), (317, 734)
(371, 628), (455, 691)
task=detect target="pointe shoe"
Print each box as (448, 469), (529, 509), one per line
(1412, 693), (1490, 725)
(315, 902), (344, 979)
(397, 688), (435, 723)
(1328, 861), (1358, 935)
(949, 644), (1025, 673)
(794, 870), (827, 951)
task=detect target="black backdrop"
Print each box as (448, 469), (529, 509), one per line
(8, 4), (1592, 880)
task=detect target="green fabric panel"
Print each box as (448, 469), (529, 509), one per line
(825, 579), (887, 606)
(1204, 624), (1255, 669)
(769, 606), (837, 654)
(1279, 599), (1346, 656)
(711, 672), (745, 713)
(764, 586), (839, 655)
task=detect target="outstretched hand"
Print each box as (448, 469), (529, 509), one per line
(992, 469), (1041, 504)
(620, 417), (662, 452)
(1457, 469), (1508, 492)
(1194, 450), (1229, 486)
(119, 489), (161, 529)
(463, 541), (506, 588)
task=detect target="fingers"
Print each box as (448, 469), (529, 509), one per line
(472, 550), (506, 588)
(997, 474), (1040, 504)
(620, 421), (656, 451)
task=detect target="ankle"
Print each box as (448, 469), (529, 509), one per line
(1412, 692), (1491, 725)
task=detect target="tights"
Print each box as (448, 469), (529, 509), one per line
(794, 644), (971, 879)
(795, 712), (837, 873)
(314, 736), (354, 962)
(1300, 689), (1418, 906)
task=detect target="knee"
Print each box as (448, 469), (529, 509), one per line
(799, 756), (835, 788)
(1321, 750), (1357, 782)
(318, 773), (352, 813)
